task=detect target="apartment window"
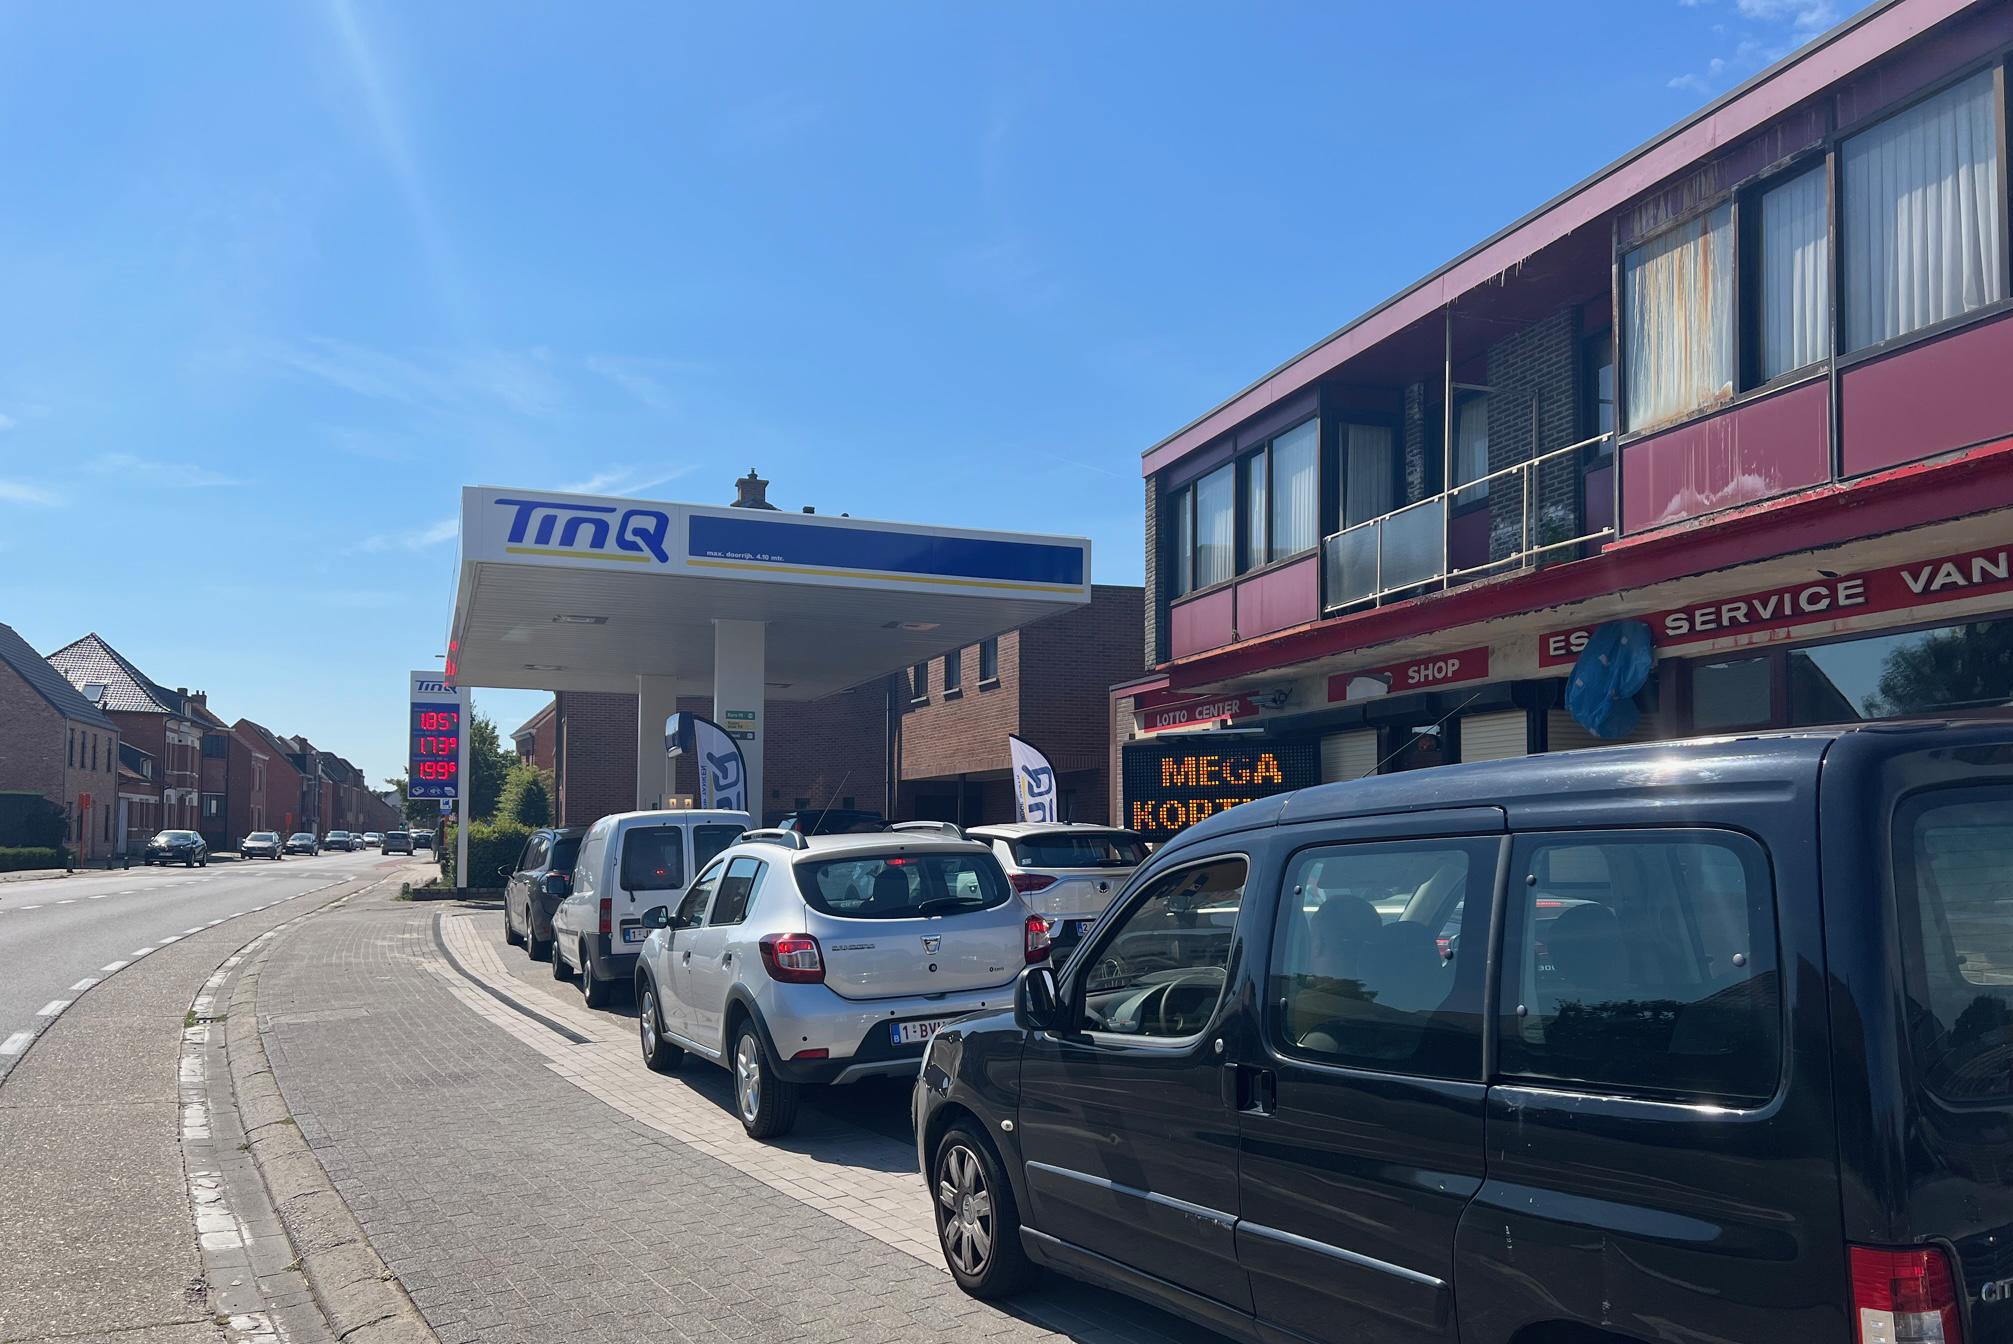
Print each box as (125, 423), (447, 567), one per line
(909, 662), (928, 703)
(1624, 202), (1735, 432)
(203, 735), (227, 759)
(1241, 450), (1267, 573)
(1171, 486), (1195, 597)
(1193, 462), (1234, 589)
(978, 637), (999, 684)
(68, 730), (75, 768)
(1342, 423), (1398, 526)
(1843, 69), (2005, 352)
(1453, 394), (1490, 505)
(1581, 328), (1615, 455)
(91, 735), (98, 771)
(1752, 167), (1830, 381)
(942, 648), (963, 696)
(1268, 419), (1319, 561)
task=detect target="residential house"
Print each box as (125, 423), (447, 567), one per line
(47, 634), (203, 837)
(234, 719), (306, 840)
(0, 622), (120, 861)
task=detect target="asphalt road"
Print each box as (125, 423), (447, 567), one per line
(0, 848), (405, 1081)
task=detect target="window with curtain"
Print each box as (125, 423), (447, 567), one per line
(1624, 202), (1735, 432)
(1757, 169), (1830, 380)
(1344, 424), (1396, 526)
(1171, 488), (1194, 597)
(1242, 451), (1267, 572)
(1842, 69), (2004, 352)
(1454, 396), (1490, 505)
(1269, 420), (1319, 560)
(1194, 463), (1234, 589)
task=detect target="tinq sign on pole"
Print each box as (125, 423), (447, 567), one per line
(409, 670), (471, 884)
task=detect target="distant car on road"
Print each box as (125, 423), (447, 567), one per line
(382, 830), (414, 855)
(412, 830), (434, 851)
(284, 832), (319, 855)
(323, 831), (355, 852)
(144, 830), (208, 867)
(362, 831), (384, 848)
(239, 831), (283, 861)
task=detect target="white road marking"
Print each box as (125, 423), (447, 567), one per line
(19, 904), (40, 910)
(35, 1000), (69, 1016)
(69, 978), (97, 992)
(182, 927), (203, 934)
(206, 919), (223, 926)
(0, 1032), (34, 1055)
(57, 899), (76, 905)
(90, 893), (111, 899)
(101, 961), (129, 972)
(131, 948), (154, 957)
(116, 890), (134, 895)
(158, 935), (181, 944)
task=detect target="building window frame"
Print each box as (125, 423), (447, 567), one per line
(1580, 325), (1616, 461)
(909, 662), (929, 705)
(978, 637), (1000, 687)
(942, 647), (963, 698)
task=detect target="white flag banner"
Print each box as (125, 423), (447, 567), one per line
(1008, 734), (1059, 824)
(691, 716), (749, 813)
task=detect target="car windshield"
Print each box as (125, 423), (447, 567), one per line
(290, 834), (313, 842)
(249, 833), (278, 841)
(155, 831), (198, 841)
(794, 851), (1011, 920)
(1009, 831), (1148, 869)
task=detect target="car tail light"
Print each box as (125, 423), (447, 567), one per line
(791, 1047), (829, 1061)
(1011, 872), (1056, 894)
(1852, 1245), (1964, 1344)
(1025, 914), (1052, 964)
(759, 933), (824, 984)
(597, 897), (612, 937)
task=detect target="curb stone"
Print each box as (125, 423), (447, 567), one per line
(225, 880), (441, 1344)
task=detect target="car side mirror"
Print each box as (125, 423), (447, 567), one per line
(498, 864), (515, 878)
(543, 873), (570, 899)
(1016, 965), (1065, 1033)
(641, 905), (671, 929)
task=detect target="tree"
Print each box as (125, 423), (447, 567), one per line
(467, 709), (515, 823)
(1863, 622), (2013, 719)
(495, 763), (553, 827)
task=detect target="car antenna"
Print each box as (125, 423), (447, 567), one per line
(810, 769), (853, 836)
(1359, 689), (1487, 778)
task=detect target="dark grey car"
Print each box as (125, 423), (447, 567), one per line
(501, 826), (585, 961)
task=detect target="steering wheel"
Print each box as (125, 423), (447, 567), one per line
(1144, 969), (1223, 1036)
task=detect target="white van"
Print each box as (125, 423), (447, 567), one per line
(552, 809), (752, 1007)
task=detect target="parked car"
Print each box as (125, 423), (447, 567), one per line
(913, 720), (2013, 1344)
(362, 831), (384, 849)
(636, 826), (1049, 1140)
(965, 822), (1149, 955)
(412, 830), (434, 851)
(551, 809), (751, 1008)
(239, 830), (283, 861)
(381, 830), (414, 855)
(143, 830), (208, 867)
(323, 831), (354, 852)
(283, 832), (319, 856)
(770, 808), (887, 835)
(501, 826), (587, 960)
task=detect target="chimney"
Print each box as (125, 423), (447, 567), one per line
(732, 468), (778, 511)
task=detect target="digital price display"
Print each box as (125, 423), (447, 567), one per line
(1121, 737), (1318, 840)
(408, 702), (462, 799)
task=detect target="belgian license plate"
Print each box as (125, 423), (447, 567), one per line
(891, 1018), (951, 1047)
(621, 927), (649, 944)
(1073, 920), (1096, 938)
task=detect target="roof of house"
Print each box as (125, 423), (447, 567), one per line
(233, 719), (303, 773)
(0, 623), (116, 729)
(512, 698), (556, 741)
(46, 633), (185, 716)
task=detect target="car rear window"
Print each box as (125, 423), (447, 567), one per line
(618, 827), (685, 892)
(549, 836), (582, 874)
(1010, 832), (1148, 869)
(1895, 786), (2013, 1101)
(795, 851), (1011, 920)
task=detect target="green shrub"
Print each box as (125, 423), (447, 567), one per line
(495, 764), (553, 828)
(0, 846), (64, 873)
(438, 819), (531, 890)
(0, 793), (65, 850)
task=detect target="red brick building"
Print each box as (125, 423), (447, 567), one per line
(0, 622), (121, 862)
(511, 701), (557, 771)
(47, 634), (203, 840)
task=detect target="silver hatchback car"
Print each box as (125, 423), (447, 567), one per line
(633, 828), (1049, 1140)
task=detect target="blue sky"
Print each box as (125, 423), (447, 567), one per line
(0, 0), (1862, 783)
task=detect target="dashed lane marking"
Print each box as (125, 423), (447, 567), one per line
(182, 927), (203, 934)
(131, 948), (155, 957)
(19, 905), (40, 910)
(90, 893), (111, 899)
(57, 899), (76, 905)
(35, 1000), (70, 1017)
(158, 935), (182, 944)
(101, 961), (129, 972)
(0, 1032), (33, 1055)
(70, 978), (98, 992)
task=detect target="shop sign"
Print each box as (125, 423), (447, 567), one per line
(1121, 738), (1319, 840)
(1139, 693), (1262, 734)
(1329, 646), (1491, 702)
(1540, 541), (2013, 668)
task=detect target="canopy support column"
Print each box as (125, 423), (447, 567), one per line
(635, 676), (681, 810)
(712, 619), (766, 823)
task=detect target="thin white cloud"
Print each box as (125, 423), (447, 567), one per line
(559, 464), (698, 498)
(88, 453), (243, 488)
(1667, 0), (1835, 98)
(1734, 0), (1837, 28)
(583, 355), (694, 413)
(0, 479), (60, 506)
(350, 516), (458, 554)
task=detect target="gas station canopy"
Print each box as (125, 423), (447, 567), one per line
(449, 486), (1092, 698)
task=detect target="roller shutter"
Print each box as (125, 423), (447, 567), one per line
(1459, 709), (1530, 762)
(1321, 729), (1380, 782)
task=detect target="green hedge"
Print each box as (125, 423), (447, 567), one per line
(438, 820), (531, 890)
(0, 846), (64, 873)
(0, 793), (65, 850)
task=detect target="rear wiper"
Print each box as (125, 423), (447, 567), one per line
(915, 897), (981, 916)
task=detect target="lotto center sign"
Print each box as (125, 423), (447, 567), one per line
(1122, 739), (1318, 840)
(1540, 541), (2013, 668)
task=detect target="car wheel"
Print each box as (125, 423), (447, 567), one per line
(503, 903), (522, 948)
(184, 855), (195, 868)
(580, 946), (610, 1008)
(934, 1122), (1037, 1298)
(551, 941), (571, 981)
(639, 985), (683, 1073)
(526, 924), (550, 961)
(732, 1023), (799, 1140)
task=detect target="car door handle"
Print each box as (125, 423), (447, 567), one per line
(720, 952), (733, 965)
(1221, 1063), (1276, 1116)
(680, 950), (691, 964)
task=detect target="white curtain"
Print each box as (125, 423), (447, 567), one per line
(1760, 169), (1830, 379)
(1243, 451), (1267, 572)
(1194, 463), (1234, 589)
(1172, 489), (1193, 597)
(1269, 419), (1319, 560)
(1624, 202), (1735, 432)
(1344, 424), (1395, 526)
(1843, 69), (2004, 351)
(1454, 396), (1490, 505)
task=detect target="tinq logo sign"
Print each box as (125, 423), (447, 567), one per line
(414, 679), (449, 695)
(496, 497), (673, 565)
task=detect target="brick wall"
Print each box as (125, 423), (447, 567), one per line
(1017, 585), (1144, 826)
(1483, 309), (1581, 563)
(899, 637), (1022, 782)
(1403, 382), (1435, 502)
(0, 668), (119, 862)
(226, 731), (269, 844)
(1142, 477), (1161, 670)
(668, 684), (893, 822)
(554, 690), (638, 828)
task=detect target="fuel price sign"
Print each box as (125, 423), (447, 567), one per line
(407, 670), (467, 801)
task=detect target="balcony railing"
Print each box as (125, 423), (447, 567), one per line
(1322, 434), (1613, 612)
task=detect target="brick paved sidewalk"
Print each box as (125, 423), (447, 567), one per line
(255, 889), (1223, 1344)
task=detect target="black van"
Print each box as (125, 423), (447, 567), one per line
(913, 720), (2013, 1344)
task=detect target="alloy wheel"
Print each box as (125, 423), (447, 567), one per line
(641, 992), (658, 1055)
(735, 1033), (762, 1121)
(937, 1143), (994, 1277)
